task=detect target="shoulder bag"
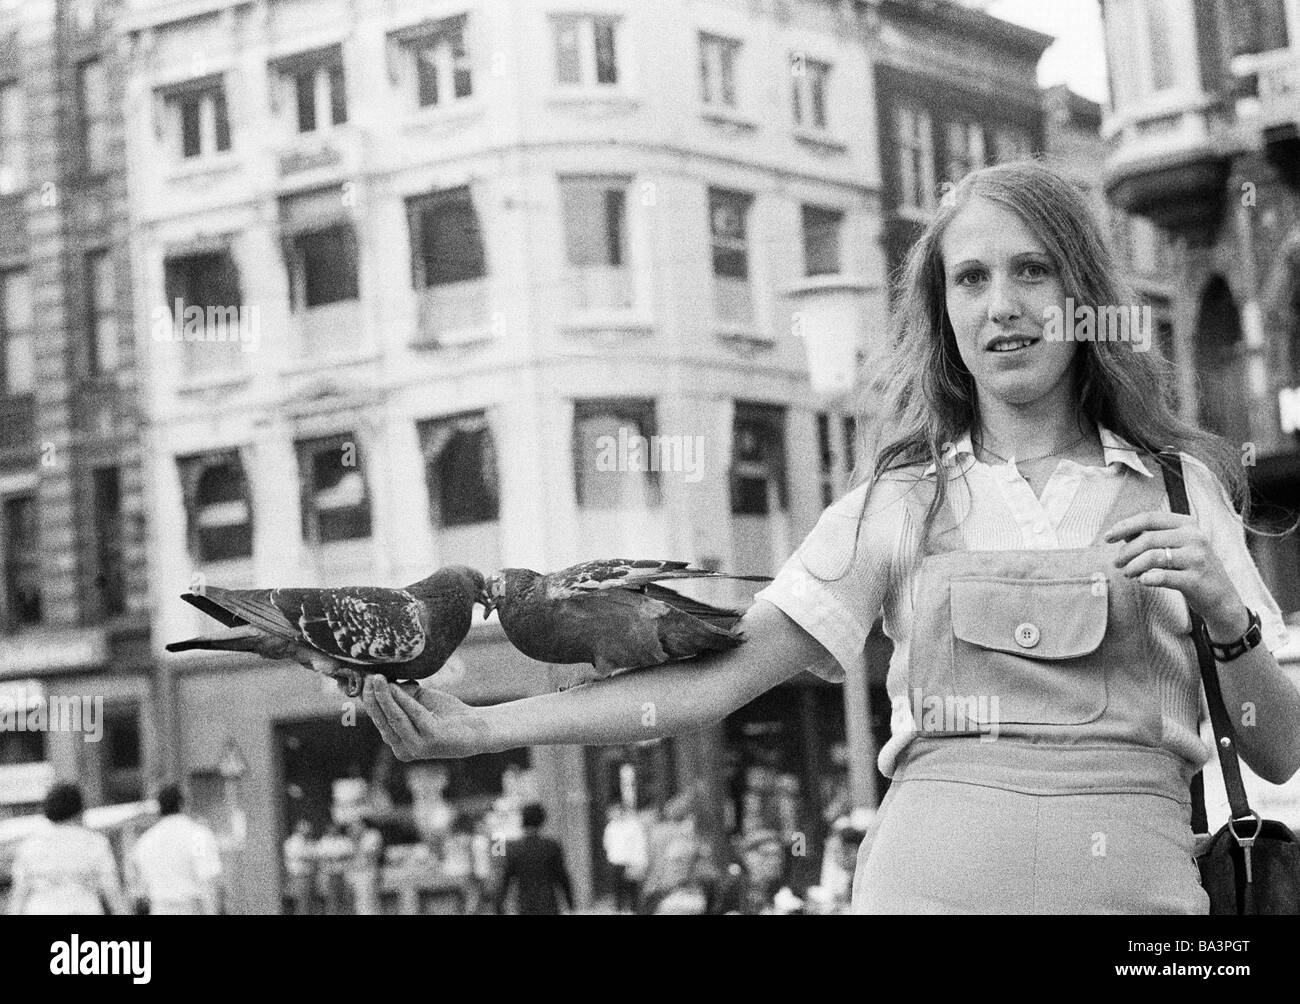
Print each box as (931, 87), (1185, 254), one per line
(1160, 450), (1300, 914)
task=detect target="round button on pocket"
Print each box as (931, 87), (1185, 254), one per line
(1014, 622), (1040, 648)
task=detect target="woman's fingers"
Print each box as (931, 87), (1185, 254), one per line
(362, 677), (423, 760)
(1104, 510), (1188, 542)
(1112, 528), (1194, 571)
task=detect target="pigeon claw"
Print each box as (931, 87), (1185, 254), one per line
(336, 668), (365, 699)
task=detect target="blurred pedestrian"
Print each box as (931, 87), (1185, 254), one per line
(715, 829), (790, 915)
(493, 803), (574, 915)
(640, 834), (716, 915)
(601, 804), (648, 913)
(344, 819), (383, 916)
(128, 784), (224, 915)
(282, 820), (318, 915)
(315, 823), (355, 915)
(9, 782), (125, 915)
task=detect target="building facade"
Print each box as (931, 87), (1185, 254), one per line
(0, 0), (154, 822)
(123, 0), (887, 912)
(1101, 0), (1300, 608)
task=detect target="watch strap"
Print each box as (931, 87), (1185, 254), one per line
(1206, 607), (1262, 662)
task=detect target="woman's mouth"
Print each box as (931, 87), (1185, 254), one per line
(986, 337), (1039, 353)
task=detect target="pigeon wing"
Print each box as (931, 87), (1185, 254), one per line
(200, 586), (301, 640)
(272, 587), (427, 666)
(545, 559), (708, 599)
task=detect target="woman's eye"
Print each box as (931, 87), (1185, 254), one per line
(1021, 262), (1050, 279)
(955, 269), (985, 287)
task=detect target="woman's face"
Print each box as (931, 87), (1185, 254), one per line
(940, 196), (1075, 408)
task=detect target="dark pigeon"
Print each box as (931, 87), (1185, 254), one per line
(482, 559), (772, 690)
(165, 565), (487, 696)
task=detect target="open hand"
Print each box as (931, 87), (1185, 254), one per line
(359, 676), (491, 762)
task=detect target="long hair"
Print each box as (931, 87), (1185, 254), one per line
(823, 158), (1253, 582)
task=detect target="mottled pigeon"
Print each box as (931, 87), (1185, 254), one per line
(165, 565), (487, 696)
(482, 559), (771, 689)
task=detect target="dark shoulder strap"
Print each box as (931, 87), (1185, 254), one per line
(1158, 450), (1255, 830)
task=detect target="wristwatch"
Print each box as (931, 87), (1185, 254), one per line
(1205, 606), (1263, 663)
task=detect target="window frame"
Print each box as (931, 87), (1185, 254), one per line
(295, 433), (373, 545)
(572, 398), (662, 509)
(801, 204), (843, 278)
(551, 13), (622, 88)
(77, 57), (112, 175)
(406, 186), (488, 289)
(894, 102), (936, 214)
(178, 450), (255, 563)
(730, 402), (788, 516)
(275, 47), (348, 135)
(85, 249), (118, 376)
(287, 223), (360, 309)
(162, 78), (231, 161)
(0, 78), (27, 194)
(699, 32), (740, 108)
(0, 268), (34, 397)
(791, 54), (831, 131)
(418, 411), (500, 528)
(1, 492), (41, 629)
(90, 465), (126, 620)
(406, 15), (474, 110)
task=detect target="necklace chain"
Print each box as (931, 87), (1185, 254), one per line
(974, 430), (1090, 467)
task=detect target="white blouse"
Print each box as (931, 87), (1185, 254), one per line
(754, 424), (1290, 776)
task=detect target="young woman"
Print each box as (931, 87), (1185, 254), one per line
(359, 160), (1300, 913)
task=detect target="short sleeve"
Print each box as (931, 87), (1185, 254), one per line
(1182, 454), (1290, 652)
(754, 477), (908, 682)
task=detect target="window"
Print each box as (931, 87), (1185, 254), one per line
(407, 187), (487, 288)
(791, 55), (830, 131)
(296, 434), (372, 543)
(944, 119), (986, 184)
(77, 58), (111, 174)
(710, 188), (753, 324)
(1229, 0), (1290, 56)
(288, 225), (359, 308)
(2, 495), (40, 627)
(842, 414), (857, 474)
(1, 270), (34, 395)
(91, 466), (125, 619)
(699, 34), (739, 108)
(552, 14), (619, 87)
(802, 205), (843, 277)
(0, 80), (25, 194)
(276, 48), (347, 134)
(99, 705), (143, 803)
(409, 17), (473, 108)
(817, 412), (834, 509)
(895, 104), (935, 212)
(86, 250), (118, 375)
(560, 176), (632, 311)
(418, 413), (499, 527)
(573, 399), (661, 508)
(993, 127), (1033, 164)
(1143, 0), (1175, 92)
(164, 250), (242, 334)
(164, 79), (230, 159)
(0, 723), (44, 766)
(730, 403), (787, 516)
(179, 451), (253, 562)
(710, 189), (750, 279)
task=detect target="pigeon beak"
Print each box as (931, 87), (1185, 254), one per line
(479, 590), (495, 619)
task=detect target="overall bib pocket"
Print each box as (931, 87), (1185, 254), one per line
(940, 575), (1111, 727)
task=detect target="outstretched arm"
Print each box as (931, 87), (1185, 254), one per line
(362, 599), (838, 760)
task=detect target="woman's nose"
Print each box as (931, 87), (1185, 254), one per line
(987, 275), (1021, 325)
